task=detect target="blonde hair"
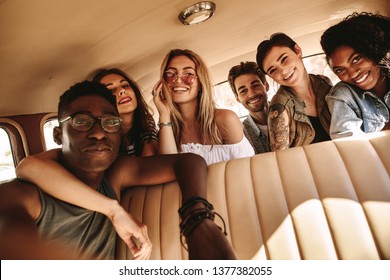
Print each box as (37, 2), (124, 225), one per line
(160, 49), (222, 151)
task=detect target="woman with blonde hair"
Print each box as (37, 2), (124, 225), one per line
(152, 49), (254, 164)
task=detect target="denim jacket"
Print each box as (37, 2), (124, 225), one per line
(242, 115), (270, 154)
(326, 81), (390, 139)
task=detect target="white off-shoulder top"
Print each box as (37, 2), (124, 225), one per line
(181, 136), (255, 165)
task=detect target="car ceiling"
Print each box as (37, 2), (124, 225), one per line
(0, 0), (389, 116)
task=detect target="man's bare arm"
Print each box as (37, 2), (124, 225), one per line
(110, 153), (207, 199)
(0, 180), (75, 259)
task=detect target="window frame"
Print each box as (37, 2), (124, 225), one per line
(40, 112), (59, 151)
(0, 118), (29, 167)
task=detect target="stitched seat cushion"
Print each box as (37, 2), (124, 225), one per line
(117, 130), (390, 260)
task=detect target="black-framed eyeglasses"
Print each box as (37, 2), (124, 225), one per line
(60, 113), (122, 133)
(163, 71), (197, 85)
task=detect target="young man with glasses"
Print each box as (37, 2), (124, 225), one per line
(0, 81), (236, 260)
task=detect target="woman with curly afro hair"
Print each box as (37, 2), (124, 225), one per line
(320, 12), (390, 139)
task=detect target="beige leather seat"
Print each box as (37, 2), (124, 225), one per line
(117, 130), (390, 260)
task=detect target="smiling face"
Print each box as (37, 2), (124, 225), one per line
(99, 73), (138, 115)
(328, 45), (383, 91)
(234, 73), (269, 113)
(164, 55), (200, 105)
(55, 95), (121, 176)
(262, 45), (306, 87)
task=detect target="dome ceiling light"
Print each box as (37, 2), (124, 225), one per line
(178, 1), (216, 26)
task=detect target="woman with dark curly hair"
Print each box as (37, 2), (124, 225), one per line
(320, 12), (390, 139)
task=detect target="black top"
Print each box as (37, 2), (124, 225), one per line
(308, 116), (331, 143)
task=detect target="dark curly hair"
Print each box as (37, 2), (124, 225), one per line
(320, 12), (390, 76)
(93, 68), (157, 156)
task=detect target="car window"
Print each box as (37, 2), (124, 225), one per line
(43, 118), (61, 150)
(0, 128), (16, 182)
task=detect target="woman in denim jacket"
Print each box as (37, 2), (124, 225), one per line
(321, 12), (390, 139)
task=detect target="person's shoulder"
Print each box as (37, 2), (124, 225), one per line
(329, 81), (357, 97)
(310, 73), (333, 86)
(333, 81), (354, 89)
(215, 108), (241, 123)
(242, 115), (252, 126)
(214, 109), (244, 143)
(0, 177), (38, 193)
(0, 178), (41, 216)
(270, 87), (292, 106)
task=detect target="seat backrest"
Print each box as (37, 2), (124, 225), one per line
(117, 130), (390, 260)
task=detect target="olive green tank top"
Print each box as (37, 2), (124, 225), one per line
(36, 177), (118, 259)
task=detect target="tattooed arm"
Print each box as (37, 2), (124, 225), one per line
(268, 103), (290, 151)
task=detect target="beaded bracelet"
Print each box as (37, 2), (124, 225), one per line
(178, 196), (213, 218)
(178, 197), (227, 251)
(179, 208), (214, 250)
(180, 208), (214, 234)
(158, 121), (173, 128)
(180, 207), (226, 237)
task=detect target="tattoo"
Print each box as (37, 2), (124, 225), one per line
(268, 104), (289, 150)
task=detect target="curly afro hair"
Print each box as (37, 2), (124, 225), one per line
(320, 12), (390, 75)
